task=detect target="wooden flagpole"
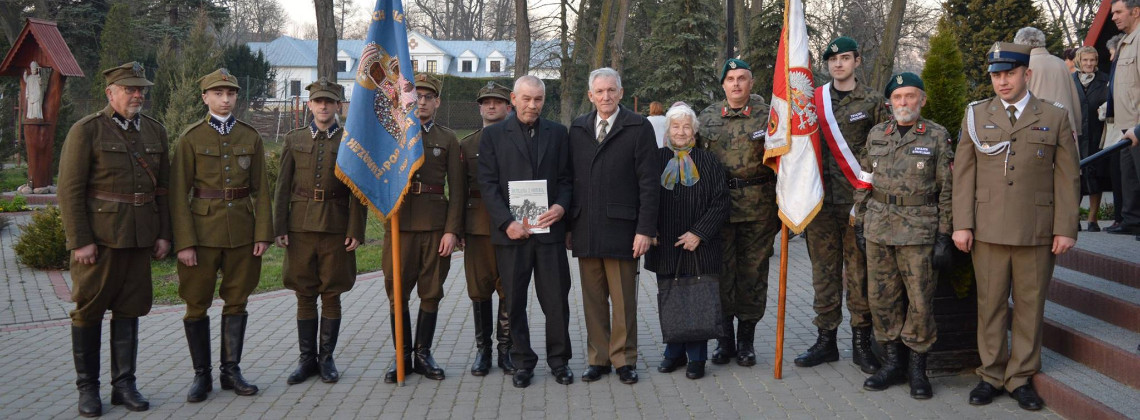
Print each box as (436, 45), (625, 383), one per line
(774, 224), (789, 379)
(391, 212), (407, 386)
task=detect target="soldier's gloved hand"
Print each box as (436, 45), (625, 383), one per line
(932, 233), (953, 270)
(854, 223), (867, 253)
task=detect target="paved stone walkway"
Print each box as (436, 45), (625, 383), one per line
(0, 223), (1058, 419)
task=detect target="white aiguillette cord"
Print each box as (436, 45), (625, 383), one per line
(967, 106), (1013, 176)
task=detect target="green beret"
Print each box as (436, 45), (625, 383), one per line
(198, 68), (241, 92)
(822, 36), (858, 61)
(306, 76), (345, 102)
(720, 58), (751, 84)
(477, 82), (511, 103)
(884, 72), (924, 97)
(414, 73), (442, 94)
(102, 62), (153, 87)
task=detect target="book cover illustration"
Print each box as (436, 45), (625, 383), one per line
(508, 180), (550, 234)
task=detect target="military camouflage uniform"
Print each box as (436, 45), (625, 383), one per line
(855, 118), (953, 352)
(805, 82), (889, 331)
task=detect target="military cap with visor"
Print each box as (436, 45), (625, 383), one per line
(198, 68), (241, 92)
(986, 42), (1032, 73)
(103, 61), (154, 87)
(720, 58), (752, 84)
(822, 36), (859, 61)
(477, 82), (511, 103)
(414, 73), (442, 95)
(884, 72), (925, 97)
(306, 77), (345, 102)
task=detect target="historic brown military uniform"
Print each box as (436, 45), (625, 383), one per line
(381, 74), (464, 382)
(58, 62), (168, 415)
(172, 69), (273, 400)
(274, 78), (365, 385)
(954, 42), (1079, 407)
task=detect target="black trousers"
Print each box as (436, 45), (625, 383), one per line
(1121, 147), (1140, 229)
(496, 239), (572, 370)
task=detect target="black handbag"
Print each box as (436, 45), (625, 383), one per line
(657, 251), (723, 343)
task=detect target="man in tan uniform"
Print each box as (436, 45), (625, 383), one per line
(274, 78), (366, 385)
(59, 62), (170, 417)
(953, 42), (1079, 411)
(460, 82), (516, 376)
(381, 73), (464, 383)
(172, 69), (274, 401)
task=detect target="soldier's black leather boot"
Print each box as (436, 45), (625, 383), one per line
(794, 328), (840, 367)
(711, 315), (737, 365)
(287, 319), (318, 385)
(909, 350), (932, 399)
(184, 317), (212, 402)
(413, 310), (446, 380)
(219, 314), (259, 396)
(863, 341), (905, 391)
(317, 317), (341, 383)
(736, 319), (758, 366)
(384, 308), (413, 384)
(470, 301), (493, 376)
(495, 301), (516, 374)
(851, 326), (881, 374)
(72, 325), (102, 418)
(109, 318), (149, 411)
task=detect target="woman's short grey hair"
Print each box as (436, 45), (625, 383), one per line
(1109, 34), (1126, 53)
(588, 67), (622, 91)
(663, 103), (699, 141)
(1014, 27), (1047, 49)
(514, 75), (545, 93)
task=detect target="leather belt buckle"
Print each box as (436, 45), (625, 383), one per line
(313, 189), (325, 202)
(132, 193), (146, 206)
(224, 188), (235, 201)
(409, 182), (422, 195)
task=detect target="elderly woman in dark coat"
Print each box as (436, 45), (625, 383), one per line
(644, 103), (730, 379)
(1073, 46), (1113, 231)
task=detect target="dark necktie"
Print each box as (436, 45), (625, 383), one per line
(1007, 105), (1018, 126)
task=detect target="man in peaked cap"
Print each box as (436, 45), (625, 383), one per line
(696, 58), (778, 369)
(795, 36), (890, 374)
(459, 81), (517, 376)
(58, 61), (170, 417)
(172, 68), (274, 401)
(853, 72), (953, 399)
(952, 42), (1078, 411)
(381, 73), (465, 383)
(274, 77), (366, 385)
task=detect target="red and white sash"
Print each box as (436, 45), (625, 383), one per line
(814, 83), (874, 190)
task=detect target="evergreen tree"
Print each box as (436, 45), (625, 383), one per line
(922, 19), (969, 135)
(634, 0), (724, 110)
(95, 2), (138, 99)
(221, 44), (276, 111)
(941, 0), (1050, 101)
(161, 12), (221, 145)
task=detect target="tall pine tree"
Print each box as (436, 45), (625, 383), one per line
(161, 12), (221, 145)
(634, 0), (723, 110)
(95, 2), (138, 99)
(922, 19), (969, 135)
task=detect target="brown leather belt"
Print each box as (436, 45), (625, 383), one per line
(871, 190), (936, 206)
(89, 189), (167, 206)
(408, 182), (444, 195)
(726, 173), (775, 189)
(468, 188), (482, 198)
(293, 186), (348, 202)
(193, 186), (250, 200)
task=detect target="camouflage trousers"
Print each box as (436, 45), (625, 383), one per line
(866, 241), (937, 353)
(720, 218), (780, 322)
(804, 204), (871, 330)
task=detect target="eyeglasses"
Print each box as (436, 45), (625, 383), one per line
(121, 86), (149, 96)
(417, 93), (438, 101)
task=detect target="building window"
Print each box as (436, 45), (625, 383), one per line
(426, 60), (437, 73)
(490, 60), (501, 73)
(461, 60), (472, 72)
(290, 80), (301, 97)
(412, 59), (418, 72)
(336, 60), (348, 72)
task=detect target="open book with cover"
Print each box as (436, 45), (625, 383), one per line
(508, 180), (550, 234)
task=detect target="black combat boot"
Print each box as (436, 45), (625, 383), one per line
(219, 314), (259, 396)
(317, 317), (341, 383)
(470, 301), (493, 376)
(711, 315), (737, 365)
(109, 318), (148, 411)
(384, 308), (413, 384)
(287, 319), (319, 385)
(794, 328), (839, 367)
(909, 350), (932, 399)
(413, 310), (446, 380)
(851, 326), (881, 374)
(495, 300), (516, 374)
(184, 317), (212, 402)
(72, 325), (102, 417)
(736, 319), (758, 367)
(863, 341), (905, 391)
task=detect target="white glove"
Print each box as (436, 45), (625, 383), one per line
(1098, 102), (1107, 121)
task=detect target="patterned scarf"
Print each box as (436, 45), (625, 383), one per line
(661, 142), (700, 190)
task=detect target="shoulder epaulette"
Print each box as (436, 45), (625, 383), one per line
(76, 112), (103, 126)
(460, 128), (482, 142)
(968, 99), (988, 107)
(138, 113), (167, 130)
(1051, 101), (1065, 109)
(179, 118), (209, 137)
